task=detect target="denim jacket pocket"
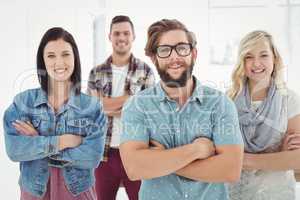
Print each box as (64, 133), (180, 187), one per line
(31, 118), (41, 128)
(66, 118), (92, 137)
(30, 116), (49, 135)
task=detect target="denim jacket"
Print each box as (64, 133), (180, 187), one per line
(3, 88), (107, 197)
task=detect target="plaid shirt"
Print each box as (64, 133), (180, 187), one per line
(87, 54), (155, 161)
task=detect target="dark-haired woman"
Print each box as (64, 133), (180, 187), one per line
(3, 27), (106, 200)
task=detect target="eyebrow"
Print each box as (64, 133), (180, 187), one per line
(260, 50), (269, 54)
(245, 50), (270, 55)
(45, 50), (71, 54)
(113, 30), (131, 33)
(158, 42), (189, 46)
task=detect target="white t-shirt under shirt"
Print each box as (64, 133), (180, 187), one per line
(110, 64), (129, 147)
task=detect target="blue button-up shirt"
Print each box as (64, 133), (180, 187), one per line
(121, 78), (243, 200)
(3, 88), (106, 197)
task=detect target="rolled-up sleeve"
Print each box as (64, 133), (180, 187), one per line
(212, 95), (244, 146)
(121, 96), (150, 144)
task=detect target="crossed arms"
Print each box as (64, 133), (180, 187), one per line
(243, 114), (300, 171)
(88, 89), (129, 117)
(119, 138), (243, 182)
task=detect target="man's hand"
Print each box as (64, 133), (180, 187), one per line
(150, 140), (165, 150)
(100, 94), (130, 117)
(12, 120), (38, 136)
(150, 137), (215, 160)
(192, 137), (215, 159)
(106, 109), (122, 117)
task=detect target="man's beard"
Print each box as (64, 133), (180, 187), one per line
(156, 59), (194, 88)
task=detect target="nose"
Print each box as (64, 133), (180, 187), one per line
(54, 57), (64, 67)
(168, 48), (180, 61)
(118, 33), (126, 41)
(253, 57), (261, 67)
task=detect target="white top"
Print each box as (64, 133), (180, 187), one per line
(230, 89), (300, 200)
(287, 89), (300, 119)
(110, 64), (128, 147)
(250, 89), (300, 119)
(251, 100), (263, 111)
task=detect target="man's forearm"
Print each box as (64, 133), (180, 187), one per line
(88, 89), (129, 113)
(101, 95), (129, 113)
(106, 109), (122, 117)
(120, 142), (201, 181)
(176, 145), (243, 182)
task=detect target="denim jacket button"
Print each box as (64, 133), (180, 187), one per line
(49, 144), (55, 153)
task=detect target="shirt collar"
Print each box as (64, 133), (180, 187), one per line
(191, 77), (204, 104)
(156, 76), (203, 104)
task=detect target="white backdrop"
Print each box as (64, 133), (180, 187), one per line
(0, 0), (299, 199)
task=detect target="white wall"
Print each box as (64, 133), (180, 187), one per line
(1, 0), (300, 199)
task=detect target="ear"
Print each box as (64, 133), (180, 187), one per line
(108, 33), (112, 42)
(150, 55), (156, 64)
(192, 48), (198, 61)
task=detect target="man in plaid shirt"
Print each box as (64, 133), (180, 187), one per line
(87, 15), (155, 200)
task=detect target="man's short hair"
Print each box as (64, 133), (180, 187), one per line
(110, 15), (135, 34)
(145, 19), (196, 57)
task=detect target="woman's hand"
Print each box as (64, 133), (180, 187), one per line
(12, 120), (38, 136)
(58, 134), (83, 151)
(281, 133), (300, 151)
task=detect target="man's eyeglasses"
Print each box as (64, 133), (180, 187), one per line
(155, 43), (193, 58)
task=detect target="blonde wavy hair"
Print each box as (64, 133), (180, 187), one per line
(227, 30), (286, 100)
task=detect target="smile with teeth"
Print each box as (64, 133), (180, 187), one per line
(168, 64), (182, 70)
(54, 68), (67, 74)
(117, 41), (127, 46)
(252, 68), (265, 73)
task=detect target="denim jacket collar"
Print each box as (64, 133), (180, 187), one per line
(34, 88), (81, 110)
(33, 89), (48, 107)
(67, 89), (81, 111)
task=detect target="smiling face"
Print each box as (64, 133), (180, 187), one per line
(43, 39), (75, 84)
(244, 39), (274, 85)
(109, 22), (135, 56)
(154, 29), (196, 88)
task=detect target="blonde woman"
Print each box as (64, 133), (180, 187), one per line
(228, 30), (300, 200)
